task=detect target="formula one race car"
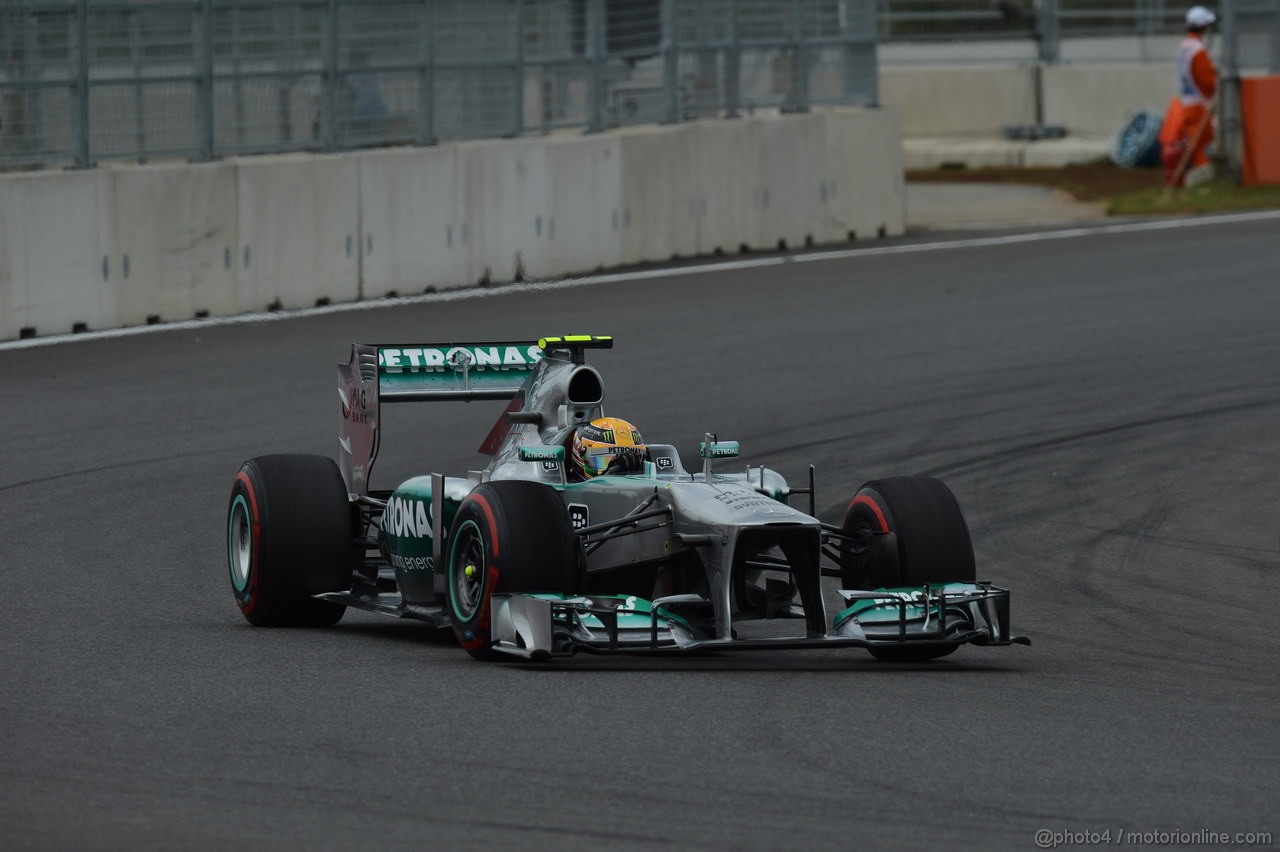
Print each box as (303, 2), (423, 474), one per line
(226, 335), (1028, 662)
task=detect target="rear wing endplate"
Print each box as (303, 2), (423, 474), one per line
(337, 341), (544, 493)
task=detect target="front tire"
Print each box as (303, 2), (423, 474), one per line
(227, 454), (354, 627)
(446, 481), (580, 660)
(839, 476), (976, 662)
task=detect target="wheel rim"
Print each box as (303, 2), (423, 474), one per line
(228, 495), (252, 592)
(450, 520), (486, 621)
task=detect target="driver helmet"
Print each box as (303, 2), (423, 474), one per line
(571, 417), (647, 479)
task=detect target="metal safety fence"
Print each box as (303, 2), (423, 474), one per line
(877, 0), (1280, 67)
(879, 0), (1187, 54)
(1223, 0), (1280, 73)
(0, 0), (879, 169)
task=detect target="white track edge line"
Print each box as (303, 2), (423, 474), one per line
(3, 208), (1277, 352)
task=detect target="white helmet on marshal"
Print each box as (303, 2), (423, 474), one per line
(1186, 5), (1216, 29)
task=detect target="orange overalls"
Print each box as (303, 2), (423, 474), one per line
(1162, 32), (1217, 185)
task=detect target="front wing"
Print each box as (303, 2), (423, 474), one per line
(489, 584), (1030, 661)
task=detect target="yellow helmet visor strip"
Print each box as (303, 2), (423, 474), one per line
(581, 445), (646, 476)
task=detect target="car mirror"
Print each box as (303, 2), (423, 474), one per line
(699, 441), (740, 460)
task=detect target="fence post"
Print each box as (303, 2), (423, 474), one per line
(844, 0), (877, 105)
(130, 10), (146, 158)
(198, 0), (215, 161)
(324, 0), (340, 151)
(586, 0), (604, 132)
(662, 0), (679, 123)
(512, 0), (524, 137)
(726, 0), (740, 117)
(278, 5), (296, 145)
(1035, 0), (1060, 64)
(793, 0), (803, 110)
(419, 0), (435, 145)
(786, 0), (809, 112)
(1146, 0), (1167, 36)
(74, 0), (90, 168)
(231, 5), (245, 150)
(1272, 0), (1280, 73)
(1220, 0), (1243, 182)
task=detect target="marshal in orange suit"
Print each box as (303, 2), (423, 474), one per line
(1162, 6), (1218, 186)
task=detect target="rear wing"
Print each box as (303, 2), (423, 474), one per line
(338, 336), (614, 494)
(338, 341), (544, 494)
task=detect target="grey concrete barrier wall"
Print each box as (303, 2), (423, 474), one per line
(236, 154), (362, 312)
(110, 162), (240, 325)
(0, 170), (112, 337)
(881, 64), (1179, 138)
(881, 66), (1039, 137)
(1042, 65), (1181, 137)
(0, 107), (903, 341)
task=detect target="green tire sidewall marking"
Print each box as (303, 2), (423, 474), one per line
(448, 519), (484, 623)
(228, 494), (252, 593)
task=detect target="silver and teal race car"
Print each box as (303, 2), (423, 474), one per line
(226, 335), (1028, 662)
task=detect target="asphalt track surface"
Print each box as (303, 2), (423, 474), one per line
(3, 217), (1278, 851)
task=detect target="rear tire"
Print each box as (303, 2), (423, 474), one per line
(840, 476), (975, 663)
(446, 481), (580, 660)
(227, 454), (353, 627)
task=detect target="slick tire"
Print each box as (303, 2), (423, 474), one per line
(446, 481), (580, 661)
(227, 454), (354, 627)
(840, 476), (976, 663)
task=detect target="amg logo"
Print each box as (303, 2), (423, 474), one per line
(385, 495), (431, 538)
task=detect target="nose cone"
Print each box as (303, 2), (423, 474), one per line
(667, 480), (815, 530)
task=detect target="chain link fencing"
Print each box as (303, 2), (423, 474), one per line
(0, 0), (879, 169)
(1224, 0), (1280, 73)
(878, 0), (1279, 66)
(874, 0), (1277, 181)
